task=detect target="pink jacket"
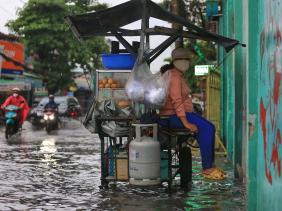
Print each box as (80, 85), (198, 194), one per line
(160, 68), (193, 117)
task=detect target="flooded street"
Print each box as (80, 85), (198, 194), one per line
(0, 120), (246, 211)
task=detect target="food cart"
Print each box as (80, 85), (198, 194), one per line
(65, 0), (242, 190)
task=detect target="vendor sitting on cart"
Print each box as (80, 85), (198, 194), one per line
(159, 47), (226, 180)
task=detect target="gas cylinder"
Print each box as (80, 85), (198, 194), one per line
(129, 124), (160, 186)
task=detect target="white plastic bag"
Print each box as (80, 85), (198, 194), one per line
(125, 55), (151, 102)
(125, 53), (170, 108)
(144, 71), (170, 108)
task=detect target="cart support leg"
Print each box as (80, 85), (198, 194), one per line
(100, 136), (108, 188)
(168, 135), (172, 192)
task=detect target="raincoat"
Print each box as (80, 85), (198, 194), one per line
(1, 95), (30, 124)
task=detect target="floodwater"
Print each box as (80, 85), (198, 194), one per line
(0, 120), (246, 211)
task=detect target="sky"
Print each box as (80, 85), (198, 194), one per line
(0, 0), (173, 71)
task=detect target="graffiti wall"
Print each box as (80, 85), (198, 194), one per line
(220, 0), (282, 210)
(258, 0), (282, 208)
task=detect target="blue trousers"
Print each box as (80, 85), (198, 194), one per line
(160, 112), (215, 169)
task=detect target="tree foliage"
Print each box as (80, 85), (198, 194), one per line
(162, 0), (206, 28)
(7, 0), (109, 93)
(162, 0), (217, 91)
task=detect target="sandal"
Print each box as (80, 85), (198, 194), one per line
(210, 166), (227, 176)
(202, 167), (227, 180)
(215, 167), (227, 176)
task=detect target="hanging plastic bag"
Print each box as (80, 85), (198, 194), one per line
(125, 54), (151, 102)
(125, 53), (170, 108)
(144, 71), (170, 108)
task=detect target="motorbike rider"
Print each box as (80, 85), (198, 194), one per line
(44, 94), (58, 111)
(1, 87), (30, 126)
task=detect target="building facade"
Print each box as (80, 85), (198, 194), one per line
(220, 0), (282, 210)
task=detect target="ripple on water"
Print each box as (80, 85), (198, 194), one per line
(0, 121), (246, 210)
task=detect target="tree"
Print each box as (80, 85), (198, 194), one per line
(182, 0), (216, 91)
(7, 0), (109, 93)
(161, 0), (216, 91)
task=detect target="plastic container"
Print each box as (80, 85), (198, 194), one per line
(101, 53), (136, 70)
(206, 0), (219, 17)
(107, 146), (116, 176)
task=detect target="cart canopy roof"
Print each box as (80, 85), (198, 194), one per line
(65, 0), (240, 52)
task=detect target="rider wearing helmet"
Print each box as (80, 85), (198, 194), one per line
(1, 87), (30, 125)
(44, 94), (58, 111)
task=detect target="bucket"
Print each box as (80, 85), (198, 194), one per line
(206, 0), (219, 17)
(101, 53), (136, 70)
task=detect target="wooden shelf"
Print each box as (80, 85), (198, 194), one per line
(105, 176), (128, 181)
(97, 69), (132, 73)
(98, 88), (125, 90)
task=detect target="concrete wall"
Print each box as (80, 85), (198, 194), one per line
(256, 0), (282, 210)
(220, 0), (247, 178)
(220, 0), (282, 210)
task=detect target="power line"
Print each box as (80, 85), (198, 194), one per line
(0, 51), (41, 75)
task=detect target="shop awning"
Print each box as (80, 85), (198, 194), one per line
(65, 0), (244, 64)
(65, 0), (241, 52)
(0, 79), (31, 92)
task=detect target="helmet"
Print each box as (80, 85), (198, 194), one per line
(48, 94), (54, 99)
(11, 87), (20, 92)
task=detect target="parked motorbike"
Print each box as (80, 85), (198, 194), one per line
(4, 105), (21, 139)
(43, 108), (58, 133)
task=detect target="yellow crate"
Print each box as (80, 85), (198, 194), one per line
(116, 152), (129, 180)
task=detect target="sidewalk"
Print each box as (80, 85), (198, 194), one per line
(184, 155), (246, 210)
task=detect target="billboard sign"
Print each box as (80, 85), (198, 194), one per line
(195, 65), (214, 76)
(0, 40), (24, 77)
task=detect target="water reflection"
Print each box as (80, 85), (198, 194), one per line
(0, 121), (246, 210)
(94, 159), (245, 211)
(39, 138), (57, 166)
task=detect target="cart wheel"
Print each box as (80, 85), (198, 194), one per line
(179, 146), (192, 189)
(5, 124), (13, 139)
(99, 185), (109, 189)
(186, 136), (199, 149)
(99, 180), (109, 189)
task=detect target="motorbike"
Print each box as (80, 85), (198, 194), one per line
(43, 108), (59, 133)
(4, 105), (21, 139)
(68, 105), (79, 119)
